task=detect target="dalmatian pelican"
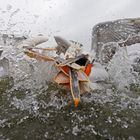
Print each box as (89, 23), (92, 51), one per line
(1, 17), (140, 107)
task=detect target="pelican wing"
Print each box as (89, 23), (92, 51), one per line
(19, 36), (48, 48)
(24, 49), (55, 61)
(54, 36), (71, 55)
(91, 18), (140, 59)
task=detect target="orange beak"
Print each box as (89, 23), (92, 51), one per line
(74, 98), (80, 107)
(69, 68), (81, 108)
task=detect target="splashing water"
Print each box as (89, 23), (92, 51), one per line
(108, 47), (138, 90)
(0, 36), (140, 140)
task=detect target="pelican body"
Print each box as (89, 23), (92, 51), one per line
(22, 36), (93, 107)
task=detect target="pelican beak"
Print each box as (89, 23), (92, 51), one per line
(69, 68), (81, 107)
(74, 98), (80, 107)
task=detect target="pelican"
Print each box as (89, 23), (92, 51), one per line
(1, 17), (140, 107)
(19, 18), (140, 107)
(20, 35), (94, 107)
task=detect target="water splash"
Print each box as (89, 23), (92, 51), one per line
(107, 47), (138, 90)
(0, 35), (140, 140)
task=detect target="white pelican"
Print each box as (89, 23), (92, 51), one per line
(1, 17), (140, 107)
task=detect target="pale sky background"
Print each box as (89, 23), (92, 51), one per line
(0, 0), (140, 49)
